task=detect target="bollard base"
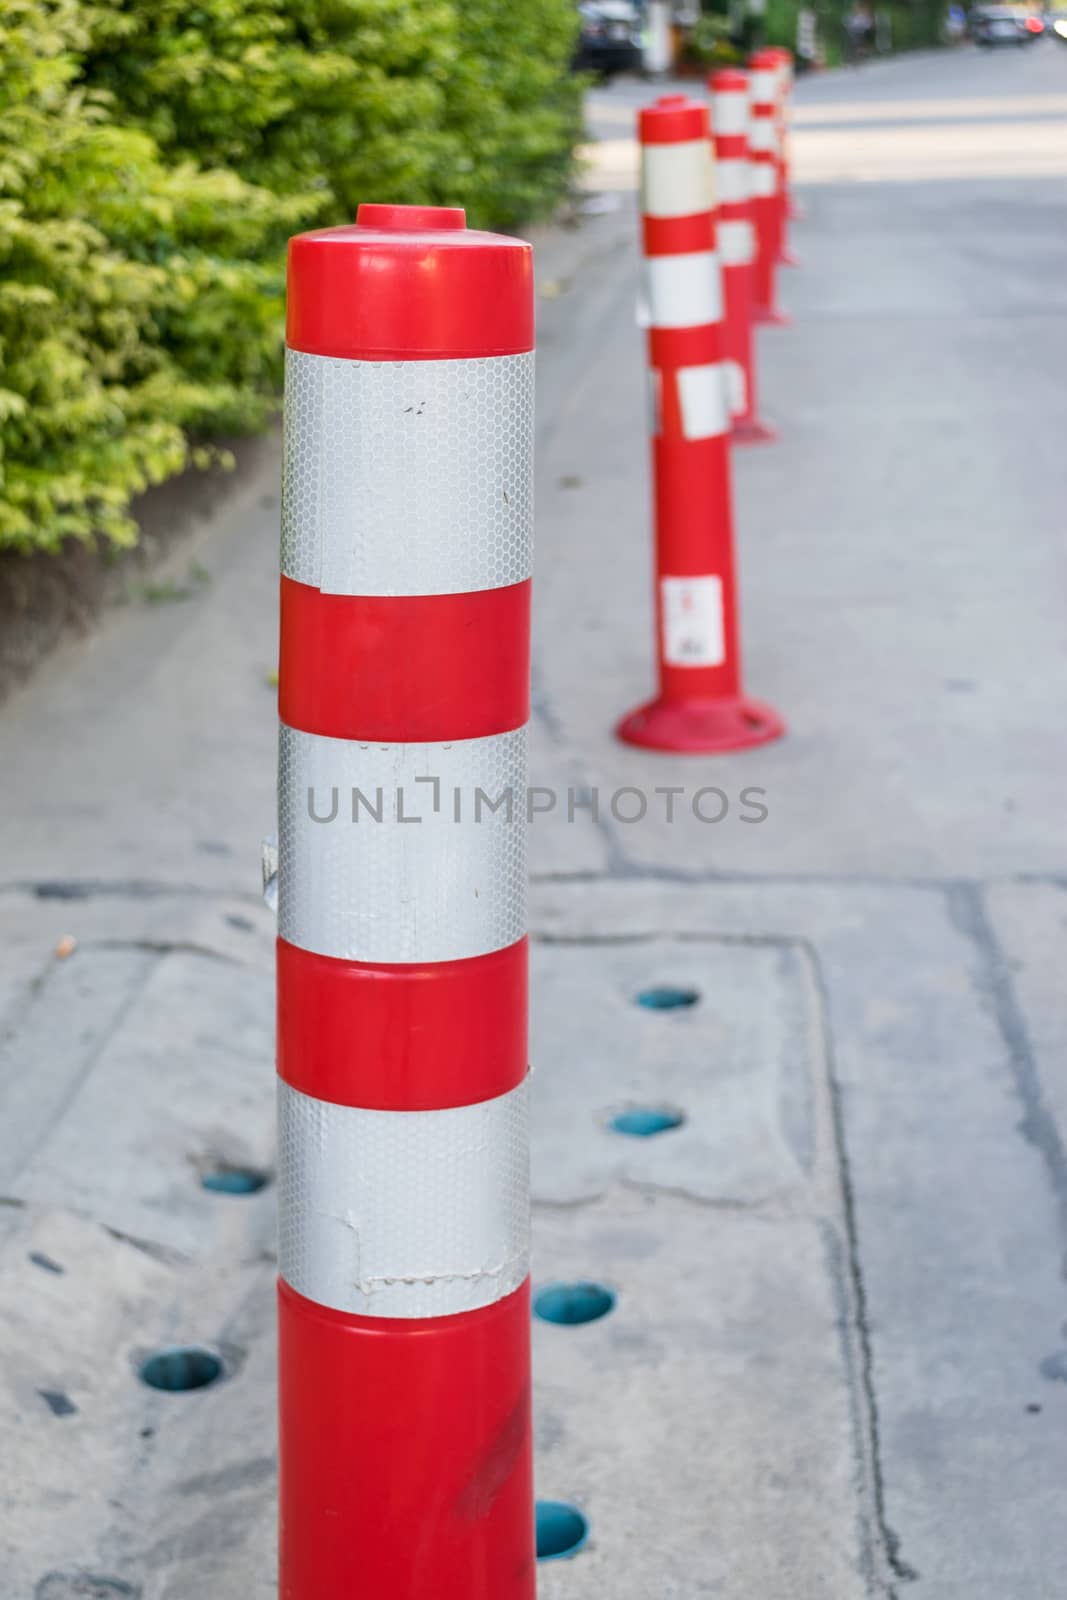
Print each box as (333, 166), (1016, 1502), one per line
(753, 304), (791, 327)
(733, 415), (778, 447)
(616, 695), (786, 754)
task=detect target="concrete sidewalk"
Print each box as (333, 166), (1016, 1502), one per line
(2, 44), (1067, 1600)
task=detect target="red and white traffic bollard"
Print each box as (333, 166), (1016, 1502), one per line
(770, 47), (801, 264)
(748, 50), (790, 326)
(277, 204), (535, 1600)
(710, 68), (776, 446)
(616, 97), (785, 754)
(776, 44), (804, 223)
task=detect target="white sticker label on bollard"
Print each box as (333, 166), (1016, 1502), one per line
(676, 364), (730, 440)
(661, 575), (726, 667)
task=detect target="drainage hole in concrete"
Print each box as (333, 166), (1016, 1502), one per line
(536, 1501), (589, 1561)
(140, 1348), (223, 1393)
(636, 985), (700, 1011)
(534, 1283), (615, 1326)
(200, 1165), (269, 1196)
(610, 1106), (686, 1137)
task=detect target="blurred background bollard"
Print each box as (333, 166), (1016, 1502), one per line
(771, 47), (801, 263)
(710, 68), (777, 446)
(748, 49), (790, 326)
(644, 0), (674, 73)
(277, 204), (535, 1600)
(616, 96), (785, 754)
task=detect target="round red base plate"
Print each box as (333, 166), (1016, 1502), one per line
(615, 695), (786, 754)
(733, 416), (778, 446)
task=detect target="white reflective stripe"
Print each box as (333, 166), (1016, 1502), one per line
(716, 159), (750, 205)
(712, 90), (749, 136)
(750, 70), (777, 104)
(281, 349), (534, 597)
(676, 364), (730, 440)
(750, 162), (778, 198)
(718, 219), (755, 266)
(642, 252), (722, 329)
(661, 576), (726, 668)
(748, 119), (779, 155)
(278, 723), (527, 963)
(641, 139), (715, 218)
(724, 359), (747, 417)
(278, 1078), (529, 1319)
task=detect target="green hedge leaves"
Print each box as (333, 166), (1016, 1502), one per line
(0, 0), (579, 552)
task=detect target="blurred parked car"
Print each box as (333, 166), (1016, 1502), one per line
(972, 5), (1042, 43)
(574, 1), (643, 76)
(1047, 9), (1067, 37)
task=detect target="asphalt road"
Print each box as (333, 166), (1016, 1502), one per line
(1, 42), (1066, 1600)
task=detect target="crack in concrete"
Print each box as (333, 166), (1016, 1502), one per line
(533, 864), (966, 891)
(532, 865), (1067, 892)
(946, 882), (1067, 1276)
(807, 943), (918, 1596)
(531, 928), (804, 951)
(103, 1223), (190, 1267)
(532, 1181), (801, 1218)
(85, 938), (245, 967)
(0, 949), (161, 1190)
(0, 879), (261, 903)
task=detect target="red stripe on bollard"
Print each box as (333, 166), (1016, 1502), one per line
(278, 203), (535, 1599)
(276, 936), (528, 1112)
(279, 1278), (535, 1600)
(748, 50), (790, 326)
(279, 576), (532, 742)
(709, 68), (777, 446)
(615, 95), (785, 755)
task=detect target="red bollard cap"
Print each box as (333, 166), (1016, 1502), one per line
(748, 47), (780, 67)
(710, 67), (748, 92)
(640, 95), (709, 145)
(287, 203), (534, 360)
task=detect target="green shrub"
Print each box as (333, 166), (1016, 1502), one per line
(443, 0), (584, 228)
(0, 0), (580, 554)
(681, 12), (742, 67)
(762, 0), (945, 62)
